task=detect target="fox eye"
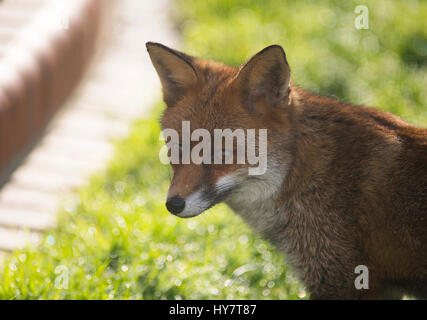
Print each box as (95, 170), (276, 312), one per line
(222, 149), (232, 158)
(212, 148), (232, 163)
(168, 143), (183, 163)
(178, 144), (183, 159)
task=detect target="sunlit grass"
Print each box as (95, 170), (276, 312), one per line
(0, 0), (425, 299)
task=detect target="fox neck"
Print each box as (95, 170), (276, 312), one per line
(223, 159), (290, 245)
(222, 88), (330, 248)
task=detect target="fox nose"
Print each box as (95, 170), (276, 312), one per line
(166, 196), (186, 215)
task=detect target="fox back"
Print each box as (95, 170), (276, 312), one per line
(147, 42), (427, 299)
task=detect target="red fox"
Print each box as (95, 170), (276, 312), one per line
(146, 42), (427, 299)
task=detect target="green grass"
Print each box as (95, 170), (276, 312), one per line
(0, 0), (426, 299)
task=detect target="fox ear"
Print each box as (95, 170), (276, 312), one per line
(234, 45), (291, 110)
(146, 42), (198, 106)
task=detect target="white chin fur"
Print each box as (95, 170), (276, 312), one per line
(175, 191), (210, 218)
(216, 162), (285, 210)
(176, 161), (285, 219)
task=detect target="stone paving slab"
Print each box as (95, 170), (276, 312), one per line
(0, 207), (56, 231)
(0, 226), (40, 252)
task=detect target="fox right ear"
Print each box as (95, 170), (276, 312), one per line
(234, 45), (291, 111)
(146, 42), (198, 106)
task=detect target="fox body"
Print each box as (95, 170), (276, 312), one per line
(147, 42), (427, 299)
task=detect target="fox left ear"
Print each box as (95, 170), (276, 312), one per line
(234, 45), (291, 110)
(146, 42), (198, 106)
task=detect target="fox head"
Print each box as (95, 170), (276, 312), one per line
(147, 42), (294, 218)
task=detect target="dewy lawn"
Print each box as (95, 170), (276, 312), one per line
(1, 0), (425, 299)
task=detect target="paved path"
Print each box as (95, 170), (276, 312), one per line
(0, 0), (178, 255)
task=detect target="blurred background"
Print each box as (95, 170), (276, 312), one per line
(0, 0), (425, 299)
